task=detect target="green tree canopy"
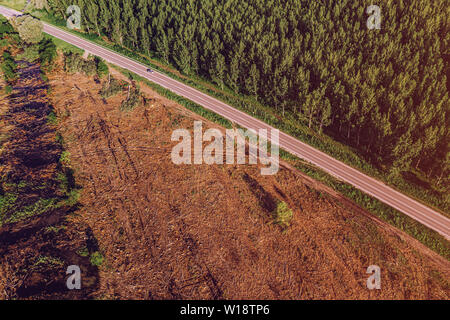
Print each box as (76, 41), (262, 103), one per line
(12, 15), (43, 44)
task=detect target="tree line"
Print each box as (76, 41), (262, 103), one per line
(1, 14), (56, 86)
(42, 0), (449, 184)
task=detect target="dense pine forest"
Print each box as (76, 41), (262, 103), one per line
(44, 0), (448, 186)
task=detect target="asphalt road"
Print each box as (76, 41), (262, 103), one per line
(1, 6), (449, 239)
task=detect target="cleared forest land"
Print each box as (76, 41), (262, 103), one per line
(38, 59), (450, 299)
(0, 60), (98, 299)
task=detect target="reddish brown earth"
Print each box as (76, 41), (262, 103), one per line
(40, 62), (449, 300)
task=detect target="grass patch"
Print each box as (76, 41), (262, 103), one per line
(90, 251), (104, 267)
(3, 197), (59, 225)
(65, 189), (80, 207)
(0, 192), (18, 224)
(4, 84), (12, 94)
(33, 255), (64, 268)
(272, 201), (293, 230)
(43, 33), (83, 54)
(46, 110), (57, 125)
(59, 150), (70, 166)
(44, 224), (66, 234)
(77, 247), (89, 257)
(0, 0), (25, 11)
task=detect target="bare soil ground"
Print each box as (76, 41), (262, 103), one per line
(42, 62), (450, 300)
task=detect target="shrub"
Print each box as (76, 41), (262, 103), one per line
(11, 15), (43, 44)
(38, 38), (57, 68)
(59, 151), (71, 167)
(120, 86), (142, 111)
(63, 51), (97, 76)
(95, 56), (109, 78)
(90, 251), (104, 267)
(99, 77), (124, 98)
(82, 59), (97, 76)
(77, 247), (89, 257)
(0, 39), (8, 48)
(40, 70), (48, 82)
(1, 51), (17, 82)
(272, 201), (293, 229)
(17, 44), (40, 62)
(47, 111), (58, 125)
(34, 256), (64, 268)
(0, 16), (14, 36)
(4, 85), (12, 94)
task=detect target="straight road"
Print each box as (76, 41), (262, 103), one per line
(1, 6), (449, 239)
